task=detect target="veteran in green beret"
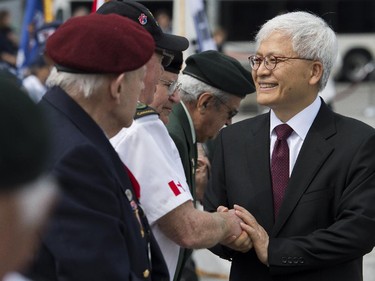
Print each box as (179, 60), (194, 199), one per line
(166, 50), (254, 280)
(167, 50), (254, 193)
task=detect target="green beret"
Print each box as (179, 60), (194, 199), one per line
(0, 75), (50, 190)
(182, 50), (255, 97)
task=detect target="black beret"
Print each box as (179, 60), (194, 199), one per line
(164, 51), (183, 74)
(0, 75), (50, 190)
(46, 13), (155, 74)
(97, 0), (189, 52)
(182, 50), (255, 97)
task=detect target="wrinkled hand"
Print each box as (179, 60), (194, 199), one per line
(234, 204), (269, 265)
(216, 205), (253, 253)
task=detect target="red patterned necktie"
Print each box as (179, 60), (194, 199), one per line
(271, 124), (293, 219)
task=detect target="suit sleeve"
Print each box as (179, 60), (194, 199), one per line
(203, 132), (237, 260)
(268, 131), (375, 275)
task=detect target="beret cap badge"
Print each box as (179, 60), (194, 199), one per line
(138, 13), (147, 25)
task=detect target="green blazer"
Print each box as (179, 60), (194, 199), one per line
(166, 103), (197, 198)
(166, 102), (198, 281)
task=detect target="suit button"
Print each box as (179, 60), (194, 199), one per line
(281, 257), (287, 264)
(293, 257), (299, 264)
(143, 269), (150, 278)
(299, 257), (304, 264)
(287, 257), (293, 264)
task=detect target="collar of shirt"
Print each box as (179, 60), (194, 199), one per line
(269, 96), (322, 173)
(181, 101), (196, 144)
(270, 96), (321, 140)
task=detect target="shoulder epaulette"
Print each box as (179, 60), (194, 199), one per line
(134, 103), (159, 120)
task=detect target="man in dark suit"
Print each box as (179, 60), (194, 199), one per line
(26, 14), (169, 281)
(203, 11), (375, 281)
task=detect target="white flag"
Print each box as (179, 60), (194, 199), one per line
(188, 0), (217, 52)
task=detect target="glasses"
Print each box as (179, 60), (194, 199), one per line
(159, 79), (180, 96)
(215, 96), (239, 119)
(248, 55), (314, 70)
(155, 48), (174, 67)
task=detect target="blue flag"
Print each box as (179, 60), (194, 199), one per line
(17, 0), (45, 77)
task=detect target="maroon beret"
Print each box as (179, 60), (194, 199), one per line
(46, 13), (155, 74)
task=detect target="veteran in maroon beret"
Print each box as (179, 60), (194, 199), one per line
(25, 13), (169, 281)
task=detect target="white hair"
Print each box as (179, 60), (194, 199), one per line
(178, 74), (233, 105)
(46, 68), (110, 98)
(255, 11), (338, 90)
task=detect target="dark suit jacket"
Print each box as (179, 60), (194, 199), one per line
(27, 86), (168, 281)
(204, 101), (375, 281)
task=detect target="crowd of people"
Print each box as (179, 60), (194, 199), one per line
(1, 1), (375, 281)
(0, 6), (85, 104)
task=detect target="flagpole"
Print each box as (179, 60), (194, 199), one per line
(180, 0), (185, 37)
(172, 0), (184, 37)
(17, 0), (45, 77)
(43, 0), (54, 22)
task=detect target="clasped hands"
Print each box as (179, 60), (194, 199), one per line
(218, 204), (269, 265)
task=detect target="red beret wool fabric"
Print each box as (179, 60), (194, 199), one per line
(46, 13), (155, 74)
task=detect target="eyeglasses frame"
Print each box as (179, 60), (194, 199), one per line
(214, 95), (239, 120)
(248, 54), (314, 71)
(158, 79), (180, 96)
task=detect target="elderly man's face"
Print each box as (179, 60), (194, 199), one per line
(194, 93), (241, 143)
(117, 66), (147, 128)
(151, 71), (179, 124)
(139, 52), (164, 105)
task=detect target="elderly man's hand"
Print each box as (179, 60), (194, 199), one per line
(217, 205), (253, 253)
(234, 204), (269, 265)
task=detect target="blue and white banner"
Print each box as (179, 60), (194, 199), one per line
(17, 0), (45, 77)
(188, 0), (217, 52)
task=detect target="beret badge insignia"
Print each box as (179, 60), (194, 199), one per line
(138, 13), (147, 25)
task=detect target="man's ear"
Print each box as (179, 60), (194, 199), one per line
(197, 92), (214, 113)
(110, 73), (126, 104)
(309, 61), (323, 86)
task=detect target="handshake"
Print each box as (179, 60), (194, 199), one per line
(216, 204), (269, 265)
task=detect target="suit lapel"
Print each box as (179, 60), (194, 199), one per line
(242, 114), (275, 232)
(272, 102), (336, 236)
(172, 103), (197, 195)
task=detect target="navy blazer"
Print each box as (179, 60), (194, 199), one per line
(27, 86), (169, 281)
(204, 101), (375, 281)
